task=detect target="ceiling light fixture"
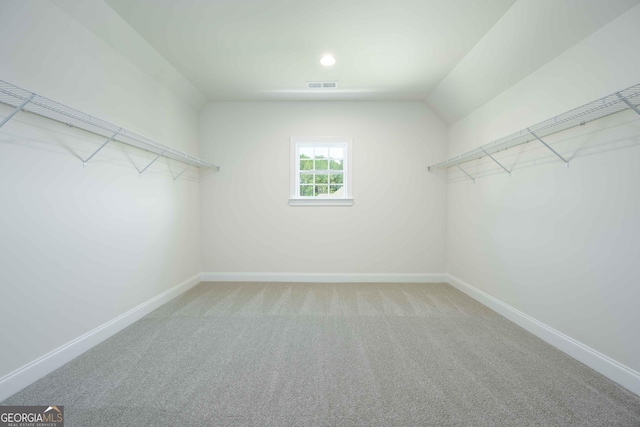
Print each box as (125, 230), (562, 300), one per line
(320, 55), (336, 66)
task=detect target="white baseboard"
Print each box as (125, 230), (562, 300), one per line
(446, 273), (640, 396)
(0, 273), (202, 402)
(7, 272), (635, 401)
(201, 272), (448, 283)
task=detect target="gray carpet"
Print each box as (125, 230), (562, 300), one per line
(3, 282), (640, 426)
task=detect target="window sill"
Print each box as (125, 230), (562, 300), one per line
(288, 198), (354, 207)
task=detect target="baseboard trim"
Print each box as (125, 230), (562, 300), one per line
(0, 273), (202, 402)
(446, 273), (640, 396)
(7, 272), (635, 401)
(201, 272), (447, 283)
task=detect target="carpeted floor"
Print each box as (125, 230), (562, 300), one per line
(3, 282), (640, 426)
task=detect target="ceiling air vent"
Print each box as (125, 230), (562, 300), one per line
(307, 81), (338, 89)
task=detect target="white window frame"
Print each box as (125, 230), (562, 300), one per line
(289, 136), (354, 206)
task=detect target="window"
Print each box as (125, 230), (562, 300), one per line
(289, 137), (353, 206)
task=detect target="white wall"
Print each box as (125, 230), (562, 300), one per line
(447, 4), (640, 375)
(199, 101), (447, 275)
(0, 1), (202, 382)
(2, 0), (637, 401)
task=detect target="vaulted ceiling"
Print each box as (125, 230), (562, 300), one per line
(62, 0), (640, 123)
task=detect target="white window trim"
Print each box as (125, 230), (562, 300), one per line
(289, 136), (354, 207)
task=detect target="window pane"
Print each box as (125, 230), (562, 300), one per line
(314, 147), (328, 159)
(330, 159), (343, 170)
(315, 185), (328, 196)
(315, 159), (328, 170)
(300, 147), (313, 159)
(329, 147), (343, 159)
(300, 159), (313, 170)
(330, 173), (343, 184)
(300, 173), (313, 184)
(293, 141), (349, 200)
(330, 185), (343, 195)
(300, 185), (314, 196)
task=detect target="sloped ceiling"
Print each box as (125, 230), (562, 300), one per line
(51, 0), (207, 110)
(103, 0), (516, 101)
(66, 0), (639, 121)
(426, 0), (639, 124)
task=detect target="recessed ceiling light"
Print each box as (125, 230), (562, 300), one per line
(320, 55), (336, 66)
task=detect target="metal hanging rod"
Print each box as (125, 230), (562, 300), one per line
(0, 79), (220, 174)
(427, 82), (640, 172)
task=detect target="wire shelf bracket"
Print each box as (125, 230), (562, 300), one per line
(0, 93), (34, 129)
(527, 128), (569, 168)
(172, 165), (190, 183)
(139, 149), (166, 176)
(480, 147), (511, 175)
(83, 129), (120, 166)
(0, 79), (219, 179)
(456, 165), (475, 183)
(618, 92), (640, 116)
(427, 82), (640, 175)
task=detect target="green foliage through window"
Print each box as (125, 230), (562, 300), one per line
(315, 174), (328, 184)
(296, 143), (348, 198)
(315, 159), (328, 170)
(330, 159), (343, 170)
(315, 185), (328, 196)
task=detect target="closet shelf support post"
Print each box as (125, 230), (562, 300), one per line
(0, 94), (35, 129)
(456, 165), (475, 183)
(527, 128), (569, 168)
(480, 147), (511, 175)
(83, 129), (121, 166)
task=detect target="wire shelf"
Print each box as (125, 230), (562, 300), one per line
(428, 83), (640, 171)
(0, 79), (218, 170)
